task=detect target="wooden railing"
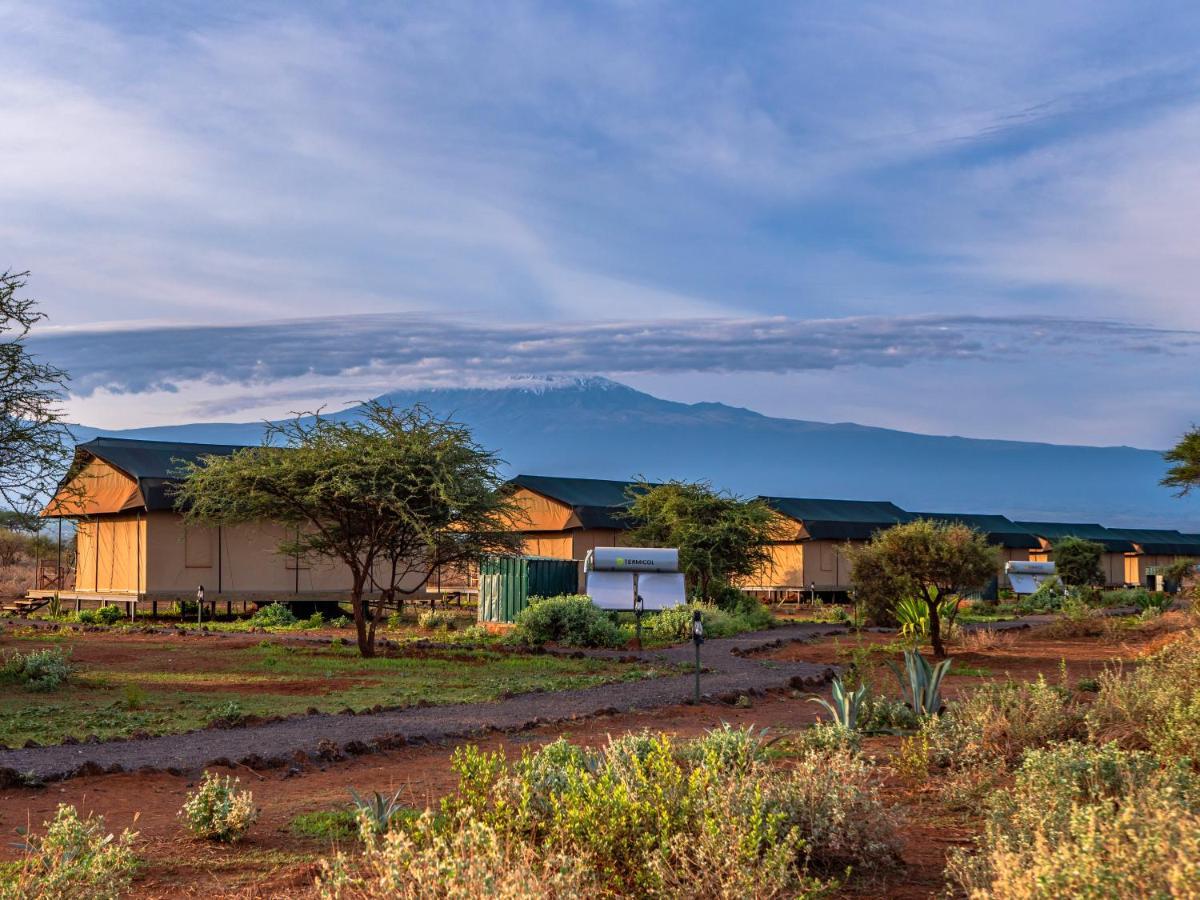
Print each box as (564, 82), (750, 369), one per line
(36, 565), (74, 590)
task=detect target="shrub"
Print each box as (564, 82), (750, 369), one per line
(792, 721), (860, 754)
(75, 609), (98, 625)
(514, 595), (624, 648)
(647, 601), (769, 643)
(919, 675), (1086, 774)
(250, 603), (298, 628)
(291, 809), (359, 841)
(330, 615), (351, 629)
(208, 700), (244, 726)
(0, 646), (72, 692)
(859, 693), (920, 733)
(317, 812), (599, 899)
(121, 683), (147, 710)
(1018, 577), (1064, 613)
(302, 611), (326, 629)
(1052, 536), (1104, 587)
(946, 744), (1200, 897)
(3, 804), (138, 900)
(179, 772), (259, 842)
(97, 605), (124, 625)
(417, 610), (458, 631)
(428, 727), (895, 894)
(1087, 630), (1200, 762)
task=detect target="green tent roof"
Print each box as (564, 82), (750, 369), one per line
(1106, 528), (1200, 556)
(72, 437), (249, 511)
(508, 474), (649, 530)
(760, 496), (910, 541)
(1013, 521), (1136, 553)
(908, 512), (1041, 550)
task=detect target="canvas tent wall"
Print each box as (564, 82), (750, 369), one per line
(1014, 521), (1136, 587)
(504, 474), (648, 561)
(1106, 528), (1200, 586)
(40, 437), (424, 605)
(743, 497), (912, 596)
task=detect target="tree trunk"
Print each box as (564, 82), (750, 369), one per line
(351, 574), (375, 658)
(927, 592), (946, 658)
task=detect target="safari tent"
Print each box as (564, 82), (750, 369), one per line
(1107, 528), (1200, 587)
(1014, 521), (1136, 587)
(37, 437), (414, 610)
(504, 474), (642, 560)
(743, 497), (912, 597)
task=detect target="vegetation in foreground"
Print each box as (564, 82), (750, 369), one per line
(317, 725), (897, 898)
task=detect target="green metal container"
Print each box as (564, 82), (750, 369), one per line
(478, 556), (579, 623)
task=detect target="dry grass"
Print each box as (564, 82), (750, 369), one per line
(954, 628), (1017, 653)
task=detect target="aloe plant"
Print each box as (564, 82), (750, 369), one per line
(887, 649), (952, 716)
(348, 787), (408, 835)
(808, 675), (868, 730)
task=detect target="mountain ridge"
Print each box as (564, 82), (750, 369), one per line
(66, 377), (1195, 529)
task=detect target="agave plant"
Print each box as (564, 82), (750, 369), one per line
(808, 675), (868, 730)
(894, 596), (930, 638)
(348, 787), (407, 835)
(887, 649), (952, 716)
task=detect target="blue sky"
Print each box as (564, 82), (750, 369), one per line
(5, 1), (1200, 444)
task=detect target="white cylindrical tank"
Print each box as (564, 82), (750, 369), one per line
(589, 547), (679, 573)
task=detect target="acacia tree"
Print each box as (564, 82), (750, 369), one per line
(1163, 426), (1200, 496)
(846, 519), (998, 657)
(623, 480), (782, 606)
(0, 271), (71, 523)
(176, 403), (521, 657)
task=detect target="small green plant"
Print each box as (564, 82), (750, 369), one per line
(249, 602), (298, 628)
(1133, 591), (1172, 616)
(6, 804), (138, 900)
(0, 646), (72, 692)
(330, 615), (351, 628)
(96, 605), (124, 625)
(290, 809), (359, 841)
(208, 700), (244, 726)
(179, 771), (259, 842)
(808, 676), (868, 730)
(887, 649), (952, 716)
(1019, 576), (1064, 613)
(302, 611), (326, 629)
(75, 609), (97, 624)
(348, 787), (411, 835)
(121, 683), (148, 711)
(418, 610), (458, 631)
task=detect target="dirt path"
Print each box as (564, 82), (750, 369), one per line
(0, 624), (843, 782)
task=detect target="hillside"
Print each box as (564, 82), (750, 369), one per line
(68, 376), (1197, 529)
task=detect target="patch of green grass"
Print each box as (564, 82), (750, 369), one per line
(951, 665), (993, 677)
(0, 636), (666, 746)
(290, 809), (359, 841)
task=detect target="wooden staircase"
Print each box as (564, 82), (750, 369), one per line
(2, 596), (52, 616)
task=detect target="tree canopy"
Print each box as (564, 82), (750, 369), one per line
(0, 271), (71, 522)
(846, 519), (998, 657)
(1162, 426), (1200, 497)
(623, 480), (782, 606)
(175, 403), (520, 656)
(1052, 536), (1103, 588)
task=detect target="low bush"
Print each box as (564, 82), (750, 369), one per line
(916, 675), (1086, 774)
(946, 743), (1200, 897)
(179, 771), (259, 842)
(2, 804), (138, 900)
(250, 603), (298, 628)
(301, 611), (326, 629)
(76, 606), (124, 626)
(291, 809), (359, 841)
(1087, 629), (1200, 762)
(1017, 577), (1064, 613)
(513, 595), (625, 648)
(647, 600), (772, 643)
(319, 727), (897, 897)
(417, 610), (458, 631)
(0, 646), (72, 692)
(330, 615), (352, 629)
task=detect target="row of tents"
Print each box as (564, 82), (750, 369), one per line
(28, 437), (1200, 608)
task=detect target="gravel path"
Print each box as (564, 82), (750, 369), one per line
(0, 624), (843, 782)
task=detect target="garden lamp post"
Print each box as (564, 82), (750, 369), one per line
(809, 581), (816, 606)
(692, 610), (704, 703)
(197, 585), (205, 625)
(633, 591), (644, 649)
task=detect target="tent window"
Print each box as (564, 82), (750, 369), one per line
(184, 526), (213, 568)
